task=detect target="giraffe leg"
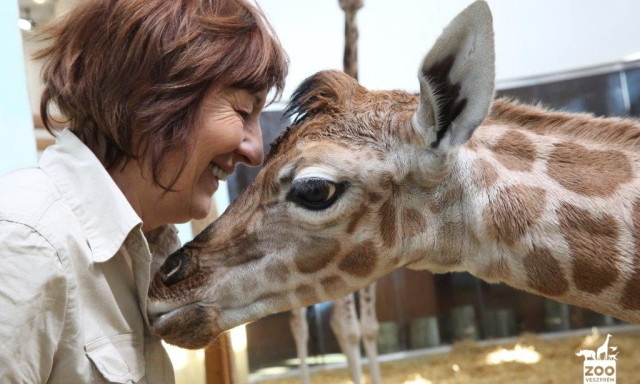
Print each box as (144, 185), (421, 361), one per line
(359, 283), (382, 384)
(330, 294), (363, 384)
(290, 307), (310, 384)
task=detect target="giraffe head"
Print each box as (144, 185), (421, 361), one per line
(147, 0), (495, 348)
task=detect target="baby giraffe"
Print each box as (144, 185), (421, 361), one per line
(147, 1), (640, 349)
(290, 283), (380, 384)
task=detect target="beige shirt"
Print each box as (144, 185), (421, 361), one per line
(0, 129), (178, 383)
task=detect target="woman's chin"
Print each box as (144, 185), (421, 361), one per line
(190, 176), (219, 220)
(190, 196), (215, 220)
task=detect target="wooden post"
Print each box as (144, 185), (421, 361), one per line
(205, 333), (236, 384)
(338, 0), (364, 81)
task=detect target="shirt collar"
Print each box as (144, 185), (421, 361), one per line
(40, 129), (142, 263)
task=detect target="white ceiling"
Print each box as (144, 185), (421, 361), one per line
(17, 0), (54, 7)
(17, 0), (57, 26)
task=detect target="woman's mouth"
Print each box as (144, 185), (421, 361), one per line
(210, 162), (229, 181)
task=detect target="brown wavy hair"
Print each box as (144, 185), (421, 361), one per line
(35, 0), (288, 189)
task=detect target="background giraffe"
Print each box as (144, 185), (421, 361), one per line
(148, 1), (640, 351)
(289, 1), (382, 384)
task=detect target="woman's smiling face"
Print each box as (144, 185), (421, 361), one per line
(184, 87), (266, 219)
(140, 87), (267, 228)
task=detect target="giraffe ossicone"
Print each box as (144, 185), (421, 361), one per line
(147, 0), (640, 349)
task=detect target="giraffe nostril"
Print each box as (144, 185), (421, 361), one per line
(163, 256), (181, 277)
(160, 250), (190, 287)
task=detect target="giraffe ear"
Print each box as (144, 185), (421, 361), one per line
(414, 0), (495, 149)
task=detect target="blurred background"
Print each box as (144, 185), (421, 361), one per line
(3, 0), (640, 383)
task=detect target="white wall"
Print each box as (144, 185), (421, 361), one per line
(0, 0), (37, 175)
(259, 0), (640, 99)
(20, 1), (640, 112)
(22, 37), (48, 118)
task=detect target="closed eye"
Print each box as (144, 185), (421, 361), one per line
(237, 110), (251, 120)
(286, 178), (347, 211)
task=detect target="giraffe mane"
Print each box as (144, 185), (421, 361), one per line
(266, 70), (360, 163)
(265, 125), (298, 163)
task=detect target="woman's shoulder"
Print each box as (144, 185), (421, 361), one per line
(0, 167), (84, 258)
(0, 167), (62, 227)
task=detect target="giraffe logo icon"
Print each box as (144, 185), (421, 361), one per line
(575, 334), (617, 383)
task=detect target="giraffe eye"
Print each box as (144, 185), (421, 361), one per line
(287, 178), (346, 211)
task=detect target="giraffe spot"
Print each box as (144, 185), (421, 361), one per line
(548, 142), (632, 197)
(523, 247), (569, 296)
(465, 136), (480, 151)
(347, 204), (369, 234)
(214, 284), (235, 305)
(435, 221), (463, 266)
(295, 284), (319, 305)
(401, 208), (426, 238)
(379, 198), (397, 248)
(482, 258), (511, 282)
(557, 203), (621, 294)
(360, 287), (375, 304)
(430, 184), (464, 214)
(320, 276), (346, 298)
(368, 191), (383, 204)
(224, 234), (265, 267)
(294, 238), (341, 274)
(484, 185), (547, 245)
(339, 240), (377, 277)
(493, 130), (537, 172)
(228, 224), (247, 241)
(241, 277), (255, 295)
(380, 172), (396, 188)
(471, 158), (499, 189)
(622, 199), (640, 310)
(621, 273), (640, 310)
(264, 260), (290, 284)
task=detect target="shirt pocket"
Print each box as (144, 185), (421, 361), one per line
(85, 333), (145, 383)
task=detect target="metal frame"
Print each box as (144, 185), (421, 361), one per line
(496, 58), (640, 90)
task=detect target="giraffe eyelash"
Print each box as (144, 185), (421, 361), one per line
(286, 178), (347, 211)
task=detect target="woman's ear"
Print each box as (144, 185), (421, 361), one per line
(414, 0), (495, 149)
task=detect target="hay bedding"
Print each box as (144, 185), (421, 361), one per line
(258, 330), (640, 384)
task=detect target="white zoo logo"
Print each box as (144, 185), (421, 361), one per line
(575, 334), (617, 384)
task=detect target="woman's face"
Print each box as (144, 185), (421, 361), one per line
(144, 87), (267, 227)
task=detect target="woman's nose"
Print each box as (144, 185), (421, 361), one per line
(236, 122), (264, 167)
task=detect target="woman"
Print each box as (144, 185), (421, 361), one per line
(0, 0), (287, 382)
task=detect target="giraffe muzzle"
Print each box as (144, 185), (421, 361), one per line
(149, 302), (222, 349)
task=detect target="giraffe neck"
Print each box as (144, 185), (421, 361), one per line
(404, 99), (640, 323)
